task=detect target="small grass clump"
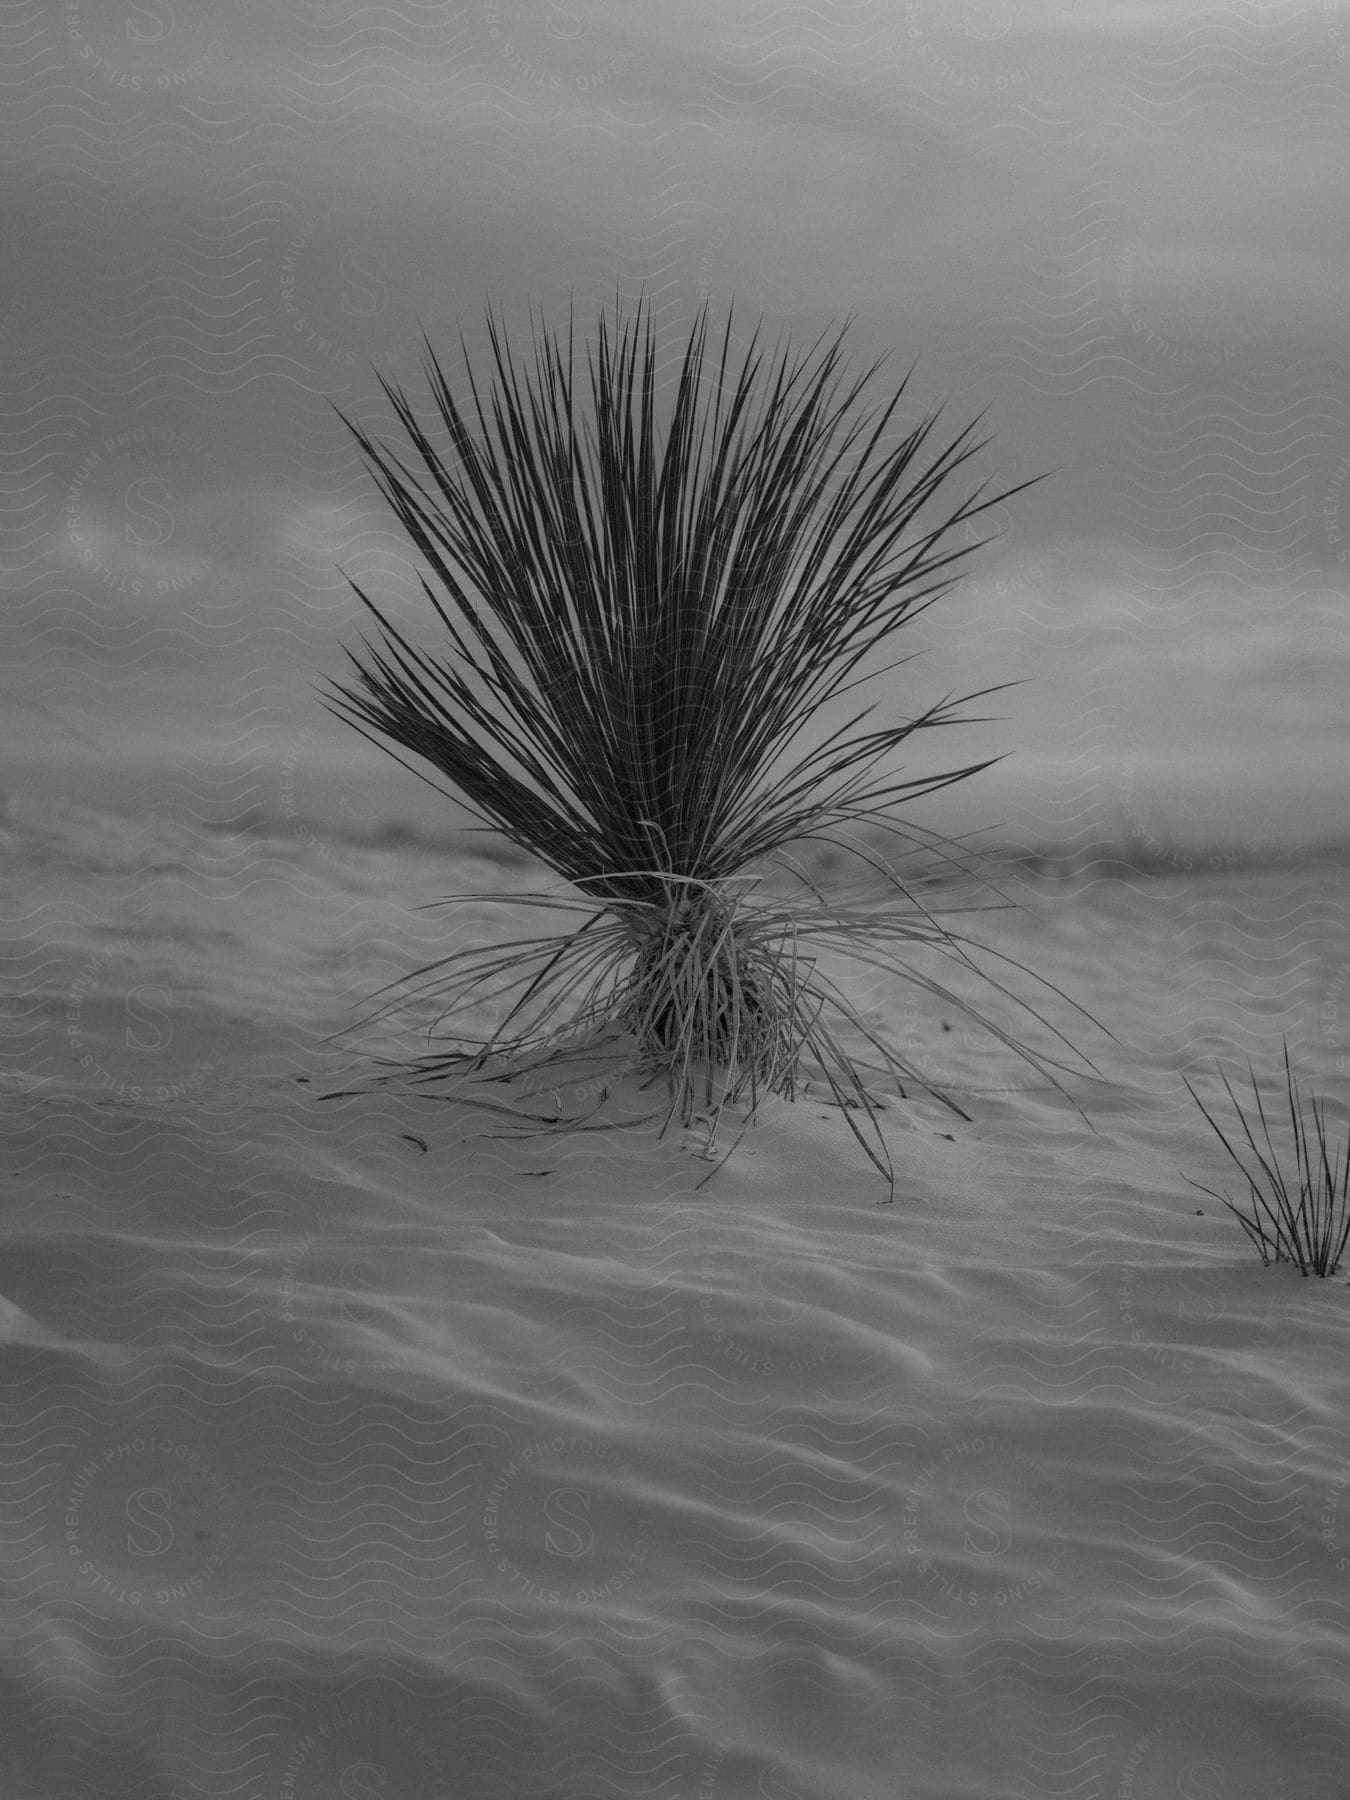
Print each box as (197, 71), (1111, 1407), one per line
(1184, 1040), (1350, 1277)
(322, 295), (1101, 1191)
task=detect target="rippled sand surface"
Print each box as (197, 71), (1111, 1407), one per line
(3, 796), (1348, 1798)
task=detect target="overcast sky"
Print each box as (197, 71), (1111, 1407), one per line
(4, 0), (1350, 856)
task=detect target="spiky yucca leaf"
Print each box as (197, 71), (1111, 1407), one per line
(322, 297), (1100, 1189)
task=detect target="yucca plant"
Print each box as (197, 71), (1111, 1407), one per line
(322, 296), (1100, 1191)
(1184, 1040), (1350, 1276)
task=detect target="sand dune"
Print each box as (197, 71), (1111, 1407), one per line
(3, 796), (1348, 1797)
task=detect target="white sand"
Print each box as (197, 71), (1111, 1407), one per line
(3, 795), (1348, 1798)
